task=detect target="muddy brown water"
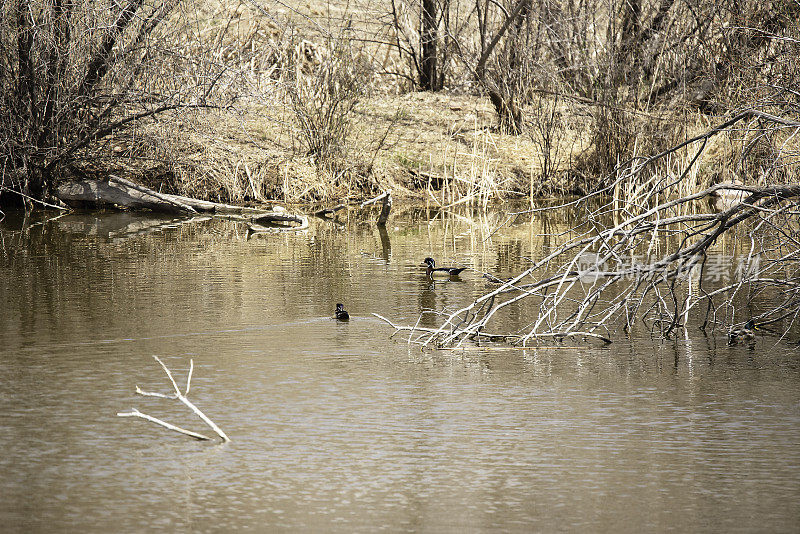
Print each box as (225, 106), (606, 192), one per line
(1, 208), (799, 533)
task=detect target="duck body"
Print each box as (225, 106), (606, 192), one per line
(335, 303), (350, 321)
(728, 319), (757, 343)
(422, 257), (466, 278)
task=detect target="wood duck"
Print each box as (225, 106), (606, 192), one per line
(335, 303), (350, 321)
(728, 319), (757, 343)
(422, 257), (466, 278)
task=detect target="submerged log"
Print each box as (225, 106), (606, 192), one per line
(247, 211), (309, 234)
(360, 191), (392, 227)
(314, 203), (348, 217)
(314, 191), (392, 226)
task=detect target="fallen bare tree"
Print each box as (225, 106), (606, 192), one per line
(378, 111), (800, 346)
(56, 174), (308, 230)
(118, 356), (230, 442)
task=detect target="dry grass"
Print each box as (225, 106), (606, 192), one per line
(127, 90), (598, 205)
(98, 0), (597, 205)
(125, 83), (797, 209)
(112, 0), (796, 208)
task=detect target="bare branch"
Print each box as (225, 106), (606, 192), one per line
(117, 409), (213, 441)
(119, 357), (230, 442)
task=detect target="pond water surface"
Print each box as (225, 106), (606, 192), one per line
(1, 207), (799, 533)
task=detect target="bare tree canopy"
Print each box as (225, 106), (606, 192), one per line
(1, 0), (797, 207)
(0, 0), (232, 208)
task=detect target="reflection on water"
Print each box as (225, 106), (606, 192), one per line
(1, 208), (799, 533)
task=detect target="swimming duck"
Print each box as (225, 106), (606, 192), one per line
(728, 319), (757, 343)
(335, 303), (350, 321)
(422, 257), (467, 278)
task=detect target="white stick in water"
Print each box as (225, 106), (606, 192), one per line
(118, 356), (231, 442)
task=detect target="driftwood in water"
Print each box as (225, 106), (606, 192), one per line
(57, 175), (196, 213)
(373, 313), (611, 346)
(315, 191), (392, 226)
(315, 202), (348, 217)
(360, 191), (392, 226)
(56, 174), (264, 214)
(117, 356), (230, 442)
(56, 175), (306, 227)
(246, 211), (309, 234)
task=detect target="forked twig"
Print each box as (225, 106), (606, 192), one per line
(117, 356), (230, 442)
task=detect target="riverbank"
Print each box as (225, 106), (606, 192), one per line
(105, 90), (743, 209)
(2, 1), (795, 212)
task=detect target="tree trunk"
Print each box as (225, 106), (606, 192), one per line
(420, 0), (438, 90)
(489, 91), (523, 135)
